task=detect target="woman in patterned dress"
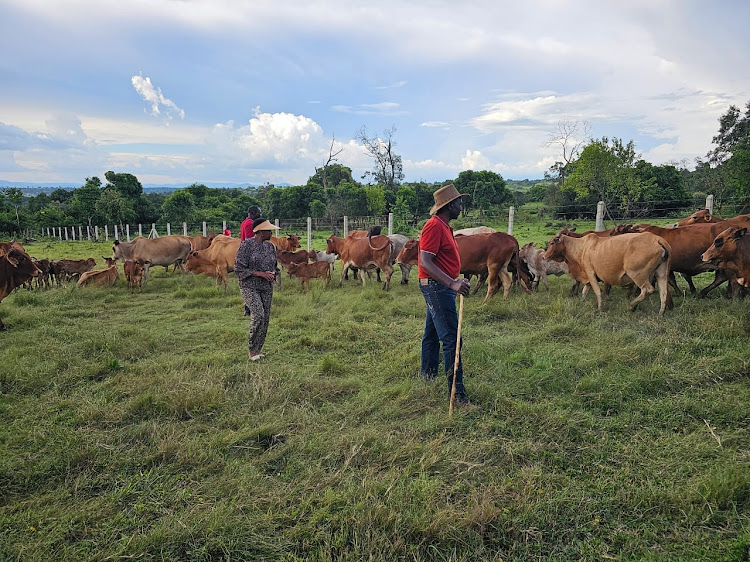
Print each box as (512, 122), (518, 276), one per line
(234, 218), (280, 361)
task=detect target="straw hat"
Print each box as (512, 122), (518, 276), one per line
(429, 183), (469, 215)
(252, 218), (281, 232)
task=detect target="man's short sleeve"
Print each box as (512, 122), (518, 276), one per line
(419, 219), (441, 254)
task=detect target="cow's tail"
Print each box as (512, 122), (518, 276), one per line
(368, 233), (391, 251)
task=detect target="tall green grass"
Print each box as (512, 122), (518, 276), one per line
(0, 238), (748, 561)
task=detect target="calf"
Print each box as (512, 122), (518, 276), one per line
(77, 265), (120, 287)
(277, 249), (313, 272)
(56, 257), (97, 284)
(32, 258), (51, 290)
(124, 259), (145, 291)
(519, 242), (569, 291)
(1, 248), (40, 330)
(287, 260), (332, 290)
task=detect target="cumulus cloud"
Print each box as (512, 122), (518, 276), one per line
(131, 74), (185, 120)
(461, 150), (491, 171)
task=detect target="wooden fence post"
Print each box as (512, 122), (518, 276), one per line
(202, 222), (207, 237)
(114, 225), (119, 241)
(388, 213), (393, 236)
(167, 223), (171, 236)
(706, 194), (714, 214)
(307, 217), (312, 251)
(508, 206), (515, 235)
(150, 224), (158, 238)
(95, 226), (99, 241)
(138, 224), (143, 237)
(64, 227), (69, 241)
(105, 225), (109, 241)
(183, 222), (188, 236)
(275, 219), (279, 231)
(126, 224), (130, 242)
(344, 216), (349, 238)
(595, 201), (606, 231)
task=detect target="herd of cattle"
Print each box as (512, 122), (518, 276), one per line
(2, 208), (750, 330)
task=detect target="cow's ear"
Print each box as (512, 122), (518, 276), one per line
(7, 250), (20, 268)
(733, 228), (747, 240)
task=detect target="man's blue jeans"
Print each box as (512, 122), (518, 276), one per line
(419, 279), (466, 401)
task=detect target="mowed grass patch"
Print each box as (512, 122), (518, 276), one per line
(1, 240), (749, 560)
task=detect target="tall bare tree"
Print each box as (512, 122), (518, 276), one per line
(357, 125), (404, 191)
(544, 120), (591, 187)
(315, 136), (344, 189)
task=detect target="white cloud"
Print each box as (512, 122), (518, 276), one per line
(331, 102), (404, 115)
(131, 74), (185, 120)
(461, 150), (491, 171)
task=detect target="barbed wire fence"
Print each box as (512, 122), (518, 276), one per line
(8, 193), (745, 247)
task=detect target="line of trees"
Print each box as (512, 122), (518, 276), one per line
(3, 101), (750, 235)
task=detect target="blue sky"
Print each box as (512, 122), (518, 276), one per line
(1, 0), (748, 187)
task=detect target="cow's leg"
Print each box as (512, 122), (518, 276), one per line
(382, 263), (393, 290)
(655, 262), (671, 315)
(142, 264), (150, 286)
(628, 280), (654, 312)
(339, 262), (350, 287)
(499, 266), (512, 298)
(698, 270), (728, 299)
(680, 273), (697, 294)
(481, 265), (502, 305)
(0, 317), (6, 331)
(359, 267), (367, 286)
(400, 263), (411, 285)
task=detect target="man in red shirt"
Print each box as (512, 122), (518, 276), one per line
(241, 205), (262, 241)
(418, 184), (473, 408)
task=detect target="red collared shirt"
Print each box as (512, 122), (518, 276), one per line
(418, 215), (461, 280)
(240, 218), (255, 240)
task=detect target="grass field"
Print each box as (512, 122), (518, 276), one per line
(1, 227), (749, 561)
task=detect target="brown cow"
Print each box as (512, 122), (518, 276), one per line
(621, 219), (750, 297)
(675, 209), (724, 227)
(32, 258), (51, 290)
(326, 234), (394, 290)
(1, 247), (40, 330)
(701, 227), (750, 287)
(270, 234), (301, 252)
(544, 231), (672, 314)
(397, 235), (531, 302)
(455, 232), (531, 304)
(188, 234), (215, 251)
(124, 259), (145, 291)
(77, 265), (120, 287)
(287, 260), (332, 290)
(185, 235), (241, 293)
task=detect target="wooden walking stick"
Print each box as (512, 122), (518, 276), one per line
(448, 294), (465, 416)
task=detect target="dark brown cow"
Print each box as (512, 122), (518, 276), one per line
(0, 240), (24, 256)
(455, 232), (531, 304)
(77, 265), (120, 287)
(286, 260), (332, 290)
(56, 258), (97, 283)
(124, 259), (145, 291)
(277, 249), (313, 272)
(326, 235), (394, 290)
(32, 258), (51, 290)
(701, 227), (750, 287)
(270, 234), (301, 252)
(544, 231), (672, 314)
(1, 247), (40, 330)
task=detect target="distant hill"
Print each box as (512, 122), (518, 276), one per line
(0, 180), (291, 195)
